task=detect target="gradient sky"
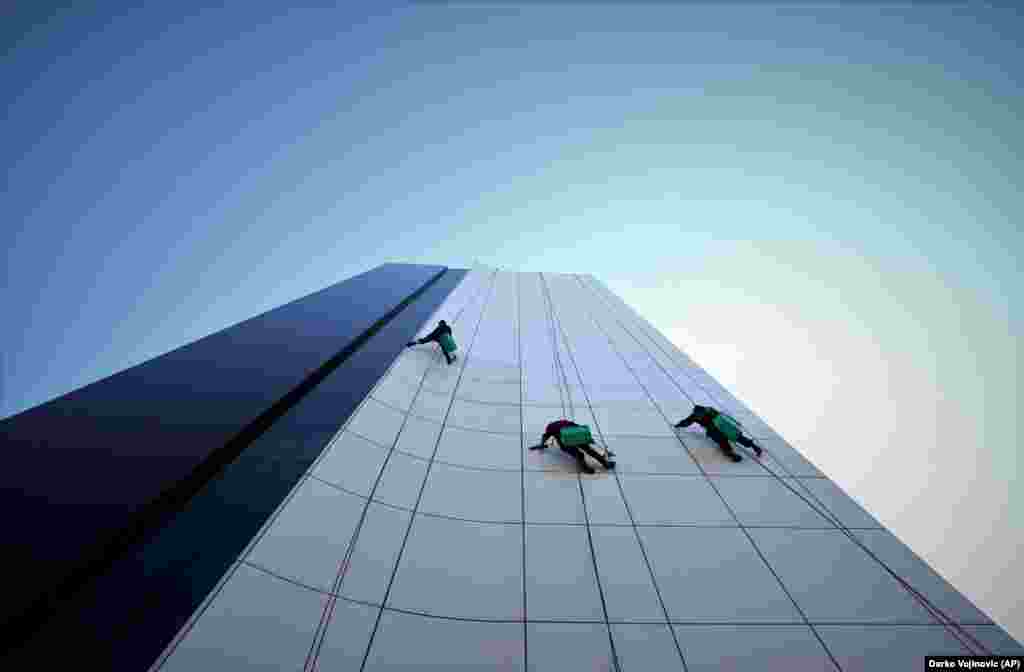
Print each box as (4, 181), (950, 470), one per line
(3, 1), (1021, 639)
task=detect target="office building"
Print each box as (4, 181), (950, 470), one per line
(3, 264), (1019, 670)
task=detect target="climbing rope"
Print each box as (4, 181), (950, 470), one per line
(571, 274), (993, 656)
(539, 272), (574, 419)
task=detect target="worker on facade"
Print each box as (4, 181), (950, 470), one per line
(530, 419), (615, 474)
(674, 405), (762, 462)
(406, 320), (457, 365)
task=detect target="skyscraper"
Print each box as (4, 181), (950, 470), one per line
(3, 264), (1019, 670)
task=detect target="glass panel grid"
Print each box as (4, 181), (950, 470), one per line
(153, 269), (1014, 672)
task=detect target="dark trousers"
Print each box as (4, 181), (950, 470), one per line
(557, 439), (610, 468)
(706, 427), (755, 458)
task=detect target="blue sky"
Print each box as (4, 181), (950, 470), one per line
(3, 2), (1021, 638)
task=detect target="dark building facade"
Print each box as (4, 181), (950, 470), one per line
(2, 264), (1020, 670)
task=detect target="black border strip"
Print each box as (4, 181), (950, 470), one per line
(5, 266), (467, 669)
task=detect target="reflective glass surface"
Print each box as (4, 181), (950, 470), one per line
(5, 264), (463, 668)
(20, 268), (1013, 670)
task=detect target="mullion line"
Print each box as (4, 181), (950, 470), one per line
(356, 270), (500, 672)
(543, 273), (690, 672)
(565, 274), (844, 671)
(539, 273), (622, 672)
(536, 273), (566, 418)
(583, 276), (700, 383)
(515, 273), (529, 670)
(714, 439), (993, 653)
(744, 456), (992, 652)
(553, 278), (571, 418)
(583, 274), (988, 655)
(595, 278), (704, 405)
(236, 562), (1001, 632)
(540, 273), (571, 419)
(239, 564), (1001, 629)
(343, 423), (830, 479)
(308, 269), (488, 668)
(303, 270), (494, 671)
(447, 269), (491, 328)
(152, 277), (477, 672)
(579, 275), (720, 411)
(293, 470), (898, 529)
(573, 276), (992, 656)
(296, 473), (894, 529)
(581, 275), (769, 439)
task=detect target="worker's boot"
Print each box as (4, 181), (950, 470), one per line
(738, 435), (763, 457)
(728, 452), (743, 463)
(594, 449), (615, 470)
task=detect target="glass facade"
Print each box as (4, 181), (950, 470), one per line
(5, 266), (1020, 670)
(153, 268), (1023, 670)
(2, 263), (463, 668)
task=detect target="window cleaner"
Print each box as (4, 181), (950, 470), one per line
(674, 405), (762, 462)
(439, 331), (457, 356)
(530, 419), (615, 475)
(406, 320), (457, 365)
